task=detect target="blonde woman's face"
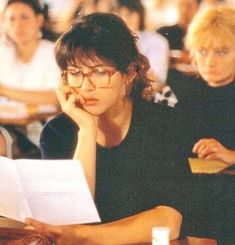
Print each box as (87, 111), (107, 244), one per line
(4, 2), (43, 45)
(194, 43), (235, 87)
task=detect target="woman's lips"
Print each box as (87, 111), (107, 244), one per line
(84, 98), (99, 105)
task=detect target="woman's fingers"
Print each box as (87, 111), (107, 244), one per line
(192, 139), (209, 155)
(193, 138), (221, 158)
(25, 218), (63, 241)
(204, 152), (217, 160)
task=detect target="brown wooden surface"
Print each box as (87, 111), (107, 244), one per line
(0, 217), (217, 244)
(136, 236), (217, 245)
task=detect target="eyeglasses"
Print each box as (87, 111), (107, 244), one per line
(62, 65), (118, 89)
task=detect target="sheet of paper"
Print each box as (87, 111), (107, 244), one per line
(0, 157), (32, 221)
(15, 159), (100, 225)
(188, 157), (230, 174)
(0, 157), (100, 225)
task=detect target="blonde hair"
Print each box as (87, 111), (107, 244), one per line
(185, 6), (235, 53)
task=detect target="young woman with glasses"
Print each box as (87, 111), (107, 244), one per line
(26, 13), (192, 244)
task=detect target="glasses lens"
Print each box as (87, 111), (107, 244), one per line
(90, 72), (110, 88)
(64, 68), (116, 88)
(66, 69), (83, 87)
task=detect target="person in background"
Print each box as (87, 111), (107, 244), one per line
(142, 0), (178, 31)
(95, 0), (117, 12)
(157, 0), (201, 50)
(116, 0), (169, 83)
(26, 13), (192, 244)
(154, 7), (235, 243)
(0, 133), (7, 156)
(58, 0), (96, 33)
(170, 6), (235, 166)
(199, 0), (228, 12)
(0, 0), (60, 158)
(41, 2), (60, 42)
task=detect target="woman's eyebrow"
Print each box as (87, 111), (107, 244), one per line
(67, 62), (113, 69)
(92, 64), (114, 68)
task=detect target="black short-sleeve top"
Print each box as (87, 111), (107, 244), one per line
(40, 100), (192, 223)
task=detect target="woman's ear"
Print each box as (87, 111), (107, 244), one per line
(125, 64), (137, 85)
(37, 14), (44, 30)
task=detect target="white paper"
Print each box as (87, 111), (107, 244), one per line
(0, 157), (31, 221)
(0, 157), (100, 225)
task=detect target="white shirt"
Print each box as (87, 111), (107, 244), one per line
(0, 38), (60, 90)
(142, 0), (178, 30)
(137, 31), (169, 83)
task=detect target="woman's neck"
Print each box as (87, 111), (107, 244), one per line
(16, 39), (40, 63)
(96, 99), (133, 148)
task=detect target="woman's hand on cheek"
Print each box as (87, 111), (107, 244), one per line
(56, 88), (96, 129)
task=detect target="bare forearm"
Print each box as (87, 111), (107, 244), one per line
(71, 206), (182, 244)
(0, 85), (58, 105)
(73, 127), (97, 197)
(221, 150), (235, 165)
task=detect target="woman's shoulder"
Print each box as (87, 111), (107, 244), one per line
(43, 113), (78, 135)
(0, 37), (15, 55)
(139, 31), (168, 48)
(135, 100), (176, 123)
(167, 68), (193, 85)
(34, 39), (59, 71)
(167, 69), (203, 98)
(36, 39), (56, 56)
(40, 113), (78, 159)
(39, 39), (56, 48)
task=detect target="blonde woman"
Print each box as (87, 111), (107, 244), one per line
(182, 7), (235, 165)
(164, 7), (235, 244)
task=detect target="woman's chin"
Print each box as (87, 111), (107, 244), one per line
(82, 105), (104, 116)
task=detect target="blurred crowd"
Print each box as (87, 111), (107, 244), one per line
(1, 0), (235, 39)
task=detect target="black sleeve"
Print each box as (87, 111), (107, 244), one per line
(39, 114), (78, 159)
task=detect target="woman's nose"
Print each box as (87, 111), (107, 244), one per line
(80, 76), (95, 91)
(204, 53), (216, 67)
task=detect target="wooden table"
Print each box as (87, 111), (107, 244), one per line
(133, 237), (217, 245)
(0, 217), (217, 244)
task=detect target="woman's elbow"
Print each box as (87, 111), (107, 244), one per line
(154, 206), (182, 240)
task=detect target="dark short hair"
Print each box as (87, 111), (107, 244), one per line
(55, 13), (150, 100)
(5, 0), (44, 14)
(117, 0), (145, 31)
